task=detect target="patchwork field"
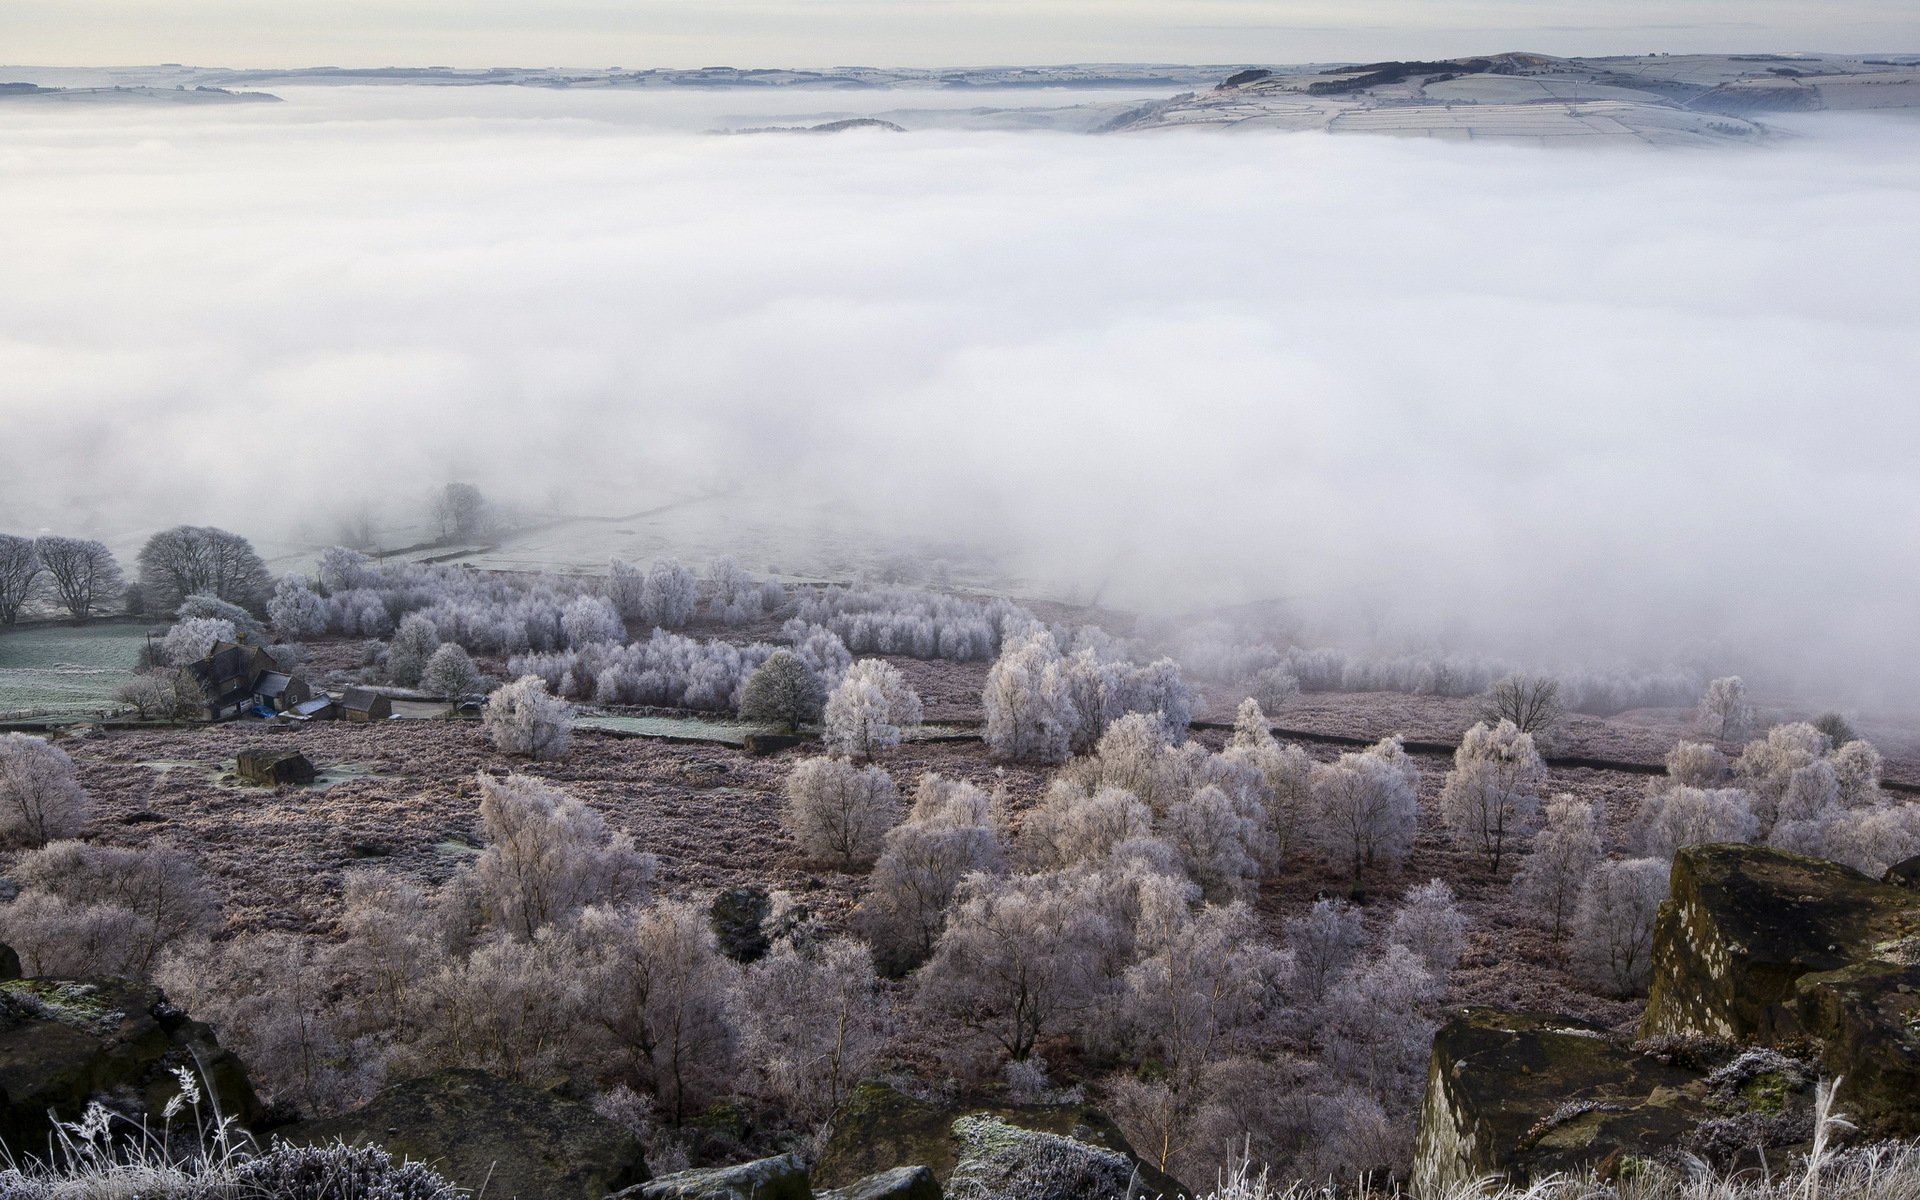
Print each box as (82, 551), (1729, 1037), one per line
(0, 622), (149, 718)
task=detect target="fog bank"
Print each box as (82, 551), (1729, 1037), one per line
(2, 90), (1918, 703)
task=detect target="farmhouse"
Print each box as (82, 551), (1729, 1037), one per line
(183, 641), (319, 721)
(339, 687), (394, 723)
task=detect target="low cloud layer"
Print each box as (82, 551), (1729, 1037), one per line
(3, 91), (1918, 703)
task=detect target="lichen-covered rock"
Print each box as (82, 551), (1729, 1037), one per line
(1637, 845), (1920, 1137)
(815, 1082), (1183, 1199)
(623, 1152), (810, 1200)
(1885, 855), (1920, 889)
(282, 1068), (648, 1200)
(946, 1116), (1139, 1200)
(0, 977), (262, 1155)
(818, 1165), (942, 1200)
(1641, 845), (1920, 1044)
(1412, 1008), (1711, 1196)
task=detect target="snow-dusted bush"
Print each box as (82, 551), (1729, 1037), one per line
(1666, 740), (1730, 788)
(783, 757), (901, 869)
(482, 675), (575, 760)
(823, 659), (923, 760)
(161, 615), (236, 665)
(739, 650), (828, 732)
(472, 772), (654, 938)
(0, 733), (91, 847)
(741, 938), (890, 1121)
(1309, 736), (1420, 886)
(641, 559), (698, 629)
(511, 630), (778, 712)
(1511, 794), (1602, 940)
(1387, 880), (1468, 977)
(856, 775), (1006, 971)
(1440, 720), (1546, 873)
(1573, 857), (1670, 996)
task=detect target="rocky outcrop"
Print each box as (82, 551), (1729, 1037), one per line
(818, 1165), (942, 1200)
(283, 1068), (648, 1200)
(709, 886), (772, 963)
(815, 1082), (1182, 1199)
(1412, 1009), (1712, 1195)
(0, 944), (19, 982)
(1640, 844), (1920, 1135)
(624, 1152), (810, 1200)
(0, 977), (262, 1155)
(946, 1114), (1142, 1200)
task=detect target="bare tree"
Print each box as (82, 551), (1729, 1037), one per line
(1572, 857), (1669, 996)
(483, 675), (575, 760)
(1308, 737), (1419, 887)
(34, 537), (123, 620)
(1698, 676), (1756, 743)
(472, 772), (655, 938)
(0, 733), (92, 847)
(782, 757), (901, 870)
(739, 650), (827, 733)
(740, 938), (890, 1122)
(1439, 720), (1546, 873)
(1478, 674), (1564, 736)
(0, 535), (43, 626)
(1511, 794), (1602, 942)
(136, 526), (273, 614)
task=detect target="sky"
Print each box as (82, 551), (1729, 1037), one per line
(3, 0), (1919, 69)
(3, 88), (1918, 705)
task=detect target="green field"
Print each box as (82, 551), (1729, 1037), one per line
(0, 623), (150, 718)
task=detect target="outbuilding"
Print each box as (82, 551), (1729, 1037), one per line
(339, 688), (394, 723)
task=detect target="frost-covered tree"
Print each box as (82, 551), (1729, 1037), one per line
(161, 616), (236, 666)
(1221, 701), (1315, 865)
(856, 776), (1005, 971)
(115, 669), (202, 721)
(1833, 740), (1884, 808)
(1478, 674), (1564, 736)
(1735, 722), (1832, 827)
(387, 612), (442, 687)
(1, 840), (216, 977)
(572, 900), (740, 1122)
(472, 773), (655, 939)
(918, 869), (1117, 1061)
(1698, 676), (1755, 742)
(0, 733), (92, 847)
(1248, 666), (1301, 713)
(482, 675), (575, 761)
(1386, 879), (1468, 977)
(741, 938), (889, 1122)
(1511, 794), (1602, 941)
(419, 643), (483, 698)
(1321, 944), (1440, 1106)
(1572, 857), (1670, 996)
(1121, 902), (1290, 1084)
(823, 659), (923, 761)
(607, 559), (648, 622)
(1017, 781), (1153, 872)
(432, 482), (489, 540)
(641, 559), (698, 629)
(136, 525), (272, 614)
(35, 536), (122, 620)
(1665, 740), (1730, 789)
(1638, 786), (1760, 860)
(707, 556), (766, 625)
(561, 595), (625, 649)
(738, 650), (827, 733)
(317, 546), (372, 594)
(1284, 897), (1365, 1005)
(782, 757), (901, 870)
(1164, 784), (1260, 902)
(0, 535), (42, 625)
(1309, 736), (1420, 886)
(1439, 720), (1546, 873)
(268, 575), (330, 639)
(982, 630), (1079, 764)
(178, 593), (266, 643)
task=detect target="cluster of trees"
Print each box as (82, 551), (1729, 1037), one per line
(982, 629), (1194, 764)
(1170, 625), (1702, 716)
(778, 727), (1468, 1184)
(788, 584), (1036, 662)
(0, 533), (126, 624)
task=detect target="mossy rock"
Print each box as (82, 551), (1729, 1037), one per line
(1412, 1008), (1710, 1196)
(283, 1068), (648, 1200)
(815, 1082), (1184, 1199)
(0, 977), (261, 1156)
(1789, 961), (1920, 1137)
(1641, 845), (1920, 1044)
